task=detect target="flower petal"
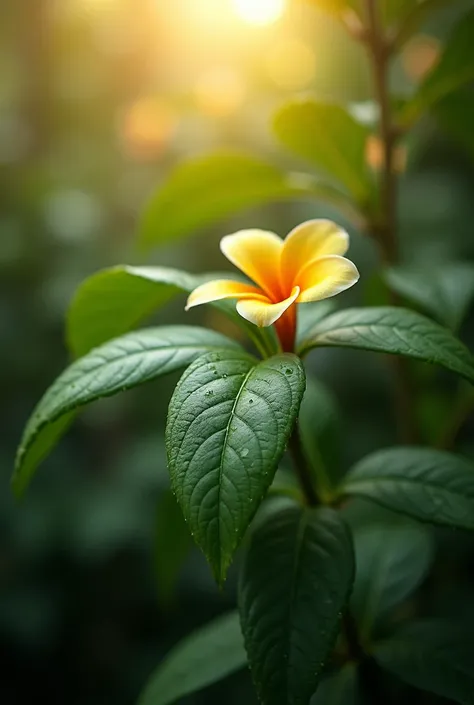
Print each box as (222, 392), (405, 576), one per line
(281, 219), (350, 287)
(236, 286), (300, 327)
(185, 279), (266, 310)
(297, 256), (359, 303)
(220, 230), (283, 299)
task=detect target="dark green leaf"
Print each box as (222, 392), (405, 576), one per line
(138, 611), (247, 705)
(311, 665), (359, 705)
(399, 8), (474, 126)
(166, 351), (305, 582)
(299, 376), (341, 498)
(13, 326), (240, 497)
(298, 307), (474, 385)
(138, 152), (315, 249)
(155, 489), (193, 608)
(374, 620), (474, 705)
(67, 265), (276, 358)
(436, 90), (474, 161)
(239, 505), (355, 705)
(351, 521), (434, 639)
(296, 300), (337, 347)
(273, 100), (373, 204)
(385, 262), (474, 331)
(394, 0), (458, 49)
(340, 446), (474, 530)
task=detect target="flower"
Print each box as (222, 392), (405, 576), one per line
(185, 219), (359, 351)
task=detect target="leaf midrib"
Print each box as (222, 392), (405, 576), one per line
(217, 364), (256, 580)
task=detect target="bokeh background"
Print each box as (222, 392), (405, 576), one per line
(2, 1), (474, 703)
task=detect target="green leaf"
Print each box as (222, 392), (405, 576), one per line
(138, 152), (316, 249)
(155, 489), (193, 608)
(351, 521), (434, 640)
(239, 505), (355, 705)
(385, 262), (474, 331)
(296, 300), (337, 347)
(436, 90), (474, 161)
(374, 620), (474, 705)
(394, 0), (461, 49)
(273, 100), (373, 204)
(166, 351), (305, 582)
(13, 326), (240, 497)
(298, 307), (474, 385)
(399, 8), (474, 126)
(67, 265), (277, 358)
(340, 446), (474, 530)
(312, 665), (359, 705)
(138, 611), (247, 705)
(299, 376), (341, 498)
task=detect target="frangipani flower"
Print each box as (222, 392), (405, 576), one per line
(186, 219), (359, 352)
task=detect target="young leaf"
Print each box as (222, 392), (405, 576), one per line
(340, 446), (474, 530)
(67, 265), (276, 358)
(385, 262), (474, 331)
(239, 505), (355, 705)
(273, 100), (373, 204)
(155, 489), (193, 608)
(13, 326), (240, 497)
(138, 152), (314, 249)
(298, 307), (474, 385)
(166, 351), (306, 582)
(299, 376), (341, 497)
(138, 611), (247, 705)
(399, 8), (474, 126)
(374, 620), (474, 705)
(351, 521), (434, 640)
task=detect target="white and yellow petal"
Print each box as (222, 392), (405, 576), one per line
(220, 229), (283, 299)
(185, 279), (265, 310)
(281, 219), (350, 287)
(296, 256), (359, 303)
(236, 286), (300, 327)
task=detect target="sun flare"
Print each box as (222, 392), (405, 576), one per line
(231, 0), (285, 26)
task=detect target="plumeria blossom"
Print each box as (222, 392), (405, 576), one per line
(186, 219), (359, 352)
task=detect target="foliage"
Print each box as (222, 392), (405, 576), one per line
(11, 0), (474, 704)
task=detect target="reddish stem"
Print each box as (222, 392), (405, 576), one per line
(275, 305), (297, 353)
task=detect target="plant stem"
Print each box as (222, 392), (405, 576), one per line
(288, 425), (318, 507)
(365, 0), (418, 444)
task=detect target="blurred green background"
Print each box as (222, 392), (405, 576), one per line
(2, 1), (474, 703)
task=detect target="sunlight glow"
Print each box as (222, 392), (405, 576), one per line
(231, 0), (285, 26)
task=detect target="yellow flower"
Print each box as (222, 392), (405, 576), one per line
(186, 219), (359, 351)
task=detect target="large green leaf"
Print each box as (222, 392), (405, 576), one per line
(374, 620), (474, 705)
(13, 326), (240, 497)
(166, 351), (305, 582)
(239, 505), (355, 705)
(351, 521), (434, 640)
(399, 8), (474, 126)
(138, 611), (247, 705)
(273, 100), (373, 204)
(299, 376), (341, 499)
(155, 489), (193, 608)
(385, 262), (474, 331)
(138, 152), (316, 249)
(340, 446), (474, 530)
(67, 265), (277, 358)
(298, 307), (474, 385)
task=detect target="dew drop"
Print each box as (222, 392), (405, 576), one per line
(222, 373), (228, 379)
(205, 389), (214, 397)
(285, 367), (293, 375)
(241, 448), (249, 458)
(249, 398), (254, 404)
